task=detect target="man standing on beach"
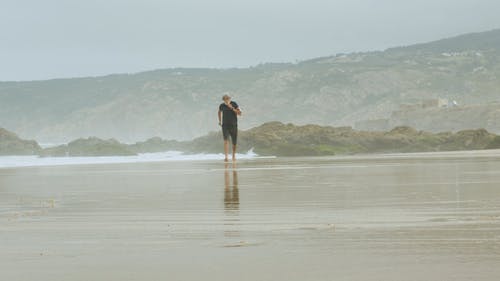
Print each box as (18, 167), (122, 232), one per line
(218, 94), (242, 161)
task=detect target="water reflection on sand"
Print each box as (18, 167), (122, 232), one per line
(224, 162), (240, 239)
(224, 162), (239, 213)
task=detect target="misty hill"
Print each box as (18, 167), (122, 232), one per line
(1, 29), (500, 142)
(387, 29), (500, 54)
(356, 102), (500, 133)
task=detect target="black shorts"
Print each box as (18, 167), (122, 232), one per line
(222, 125), (238, 145)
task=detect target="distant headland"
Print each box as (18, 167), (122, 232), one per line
(2, 122), (500, 157)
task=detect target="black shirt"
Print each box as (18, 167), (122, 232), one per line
(219, 101), (239, 126)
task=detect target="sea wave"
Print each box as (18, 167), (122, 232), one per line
(0, 149), (268, 168)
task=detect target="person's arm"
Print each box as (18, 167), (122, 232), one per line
(228, 102), (242, 116)
(234, 107), (242, 116)
(218, 110), (222, 126)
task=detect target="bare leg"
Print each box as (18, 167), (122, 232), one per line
(232, 144), (237, 161)
(224, 140), (229, 161)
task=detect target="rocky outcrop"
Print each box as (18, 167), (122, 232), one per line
(0, 127), (41, 155)
(128, 137), (183, 153)
(486, 136), (500, 149)
(40, 137), (136, 157)
(3, 123), (500, 158)
(186, 122), (500, 156)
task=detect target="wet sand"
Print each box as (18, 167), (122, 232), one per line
(1, 151), (500, 281)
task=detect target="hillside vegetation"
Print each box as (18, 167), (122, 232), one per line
(1, 29), (500, 142)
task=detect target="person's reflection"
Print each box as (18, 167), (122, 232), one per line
(224, 163), (239, 212)
(224, 163), (240, 238)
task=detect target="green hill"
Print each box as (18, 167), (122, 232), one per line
(1, 29), (500, 142)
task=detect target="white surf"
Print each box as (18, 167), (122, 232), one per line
(0, 149), (267, 168)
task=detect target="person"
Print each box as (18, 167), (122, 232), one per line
(218, 94), (242, 161)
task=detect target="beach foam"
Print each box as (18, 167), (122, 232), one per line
(0, 149), (267, 168)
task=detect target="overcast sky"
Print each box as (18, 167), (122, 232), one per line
(1, 0), (500, 81)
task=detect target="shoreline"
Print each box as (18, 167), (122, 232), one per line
(0, 151), (274, 170)
(1, 149), (499, 170)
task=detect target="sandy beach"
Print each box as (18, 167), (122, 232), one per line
(1, 151), (500, 281)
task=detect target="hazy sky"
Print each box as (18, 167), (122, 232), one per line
(2, 0), (500, 81)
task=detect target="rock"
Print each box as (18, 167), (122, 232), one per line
(486, 136), (500, 149)
(4, 122), (500, 158)
(183, 122), (500, 156)
(129, 137), (183, 153)
(40, 137), (136, 157)
(0, 127), (41, 155)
